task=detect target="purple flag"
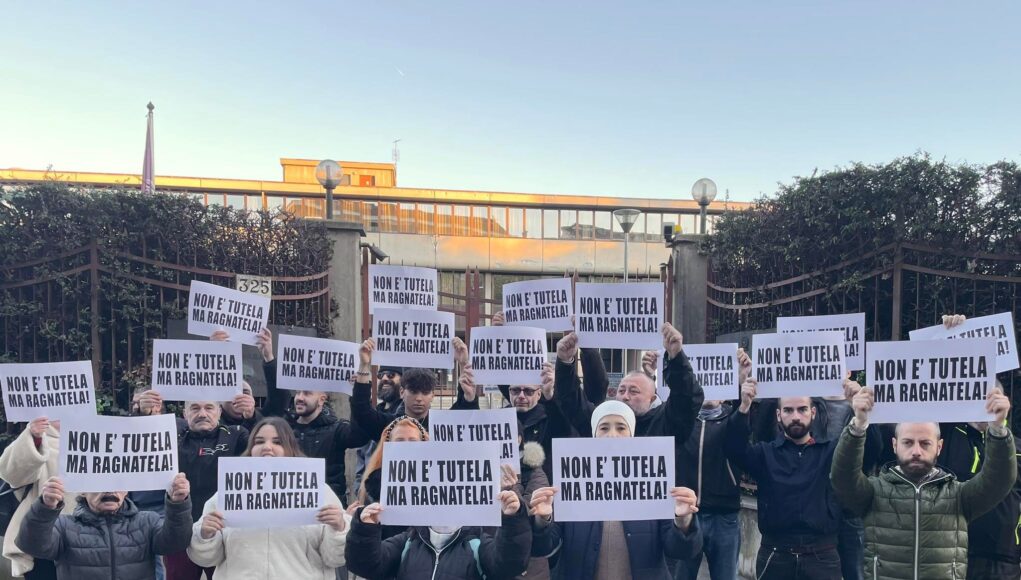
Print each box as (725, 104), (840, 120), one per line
(141, 102), (155, 194)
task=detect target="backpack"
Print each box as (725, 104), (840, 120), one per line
(0, 480), (30, 535)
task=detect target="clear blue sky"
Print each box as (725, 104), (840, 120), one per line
(2, 1), (1019, 202)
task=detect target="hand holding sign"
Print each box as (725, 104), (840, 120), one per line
(557, 332), (578, 364)
(169, 473), (190, 502)
(738, 378), (757, 414)
(500, 464), (519, 490)
(453, 337), (469, 368)
(492, 311), (505, 326)
(851, 387), (874, 429)
(256, 328), (274, 363)
(528, 487), (556, 518)
(200, 511), (225, 539)
(138, 391), (163, 416)
(41, 477), (64, 509)
(459, 366), (478, 403)
(737, 348), (752, 384)
(231, 393), (256, 420)
(540, 362), (554, 400)
(360, 503), (383, 524)
(29, 417), (50, 438)
(360, 339), (374, 368)
(988, 389), (1011, 424)
(662, 323), (683, 359)
(642, 351), (658, 377)
(671, 487), (699, 518)
(316, 505), (347, 532)
(943, 314), (967, 329)
(210, 330), (230, 342)
(499, 490), (520, 516)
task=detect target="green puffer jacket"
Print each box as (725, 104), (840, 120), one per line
(831, 424), (1016, 580)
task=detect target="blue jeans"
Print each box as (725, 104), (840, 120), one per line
(674, 511), (741, 580)
(838, 516), (865, 580)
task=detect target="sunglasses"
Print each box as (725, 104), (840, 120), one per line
(377, 371), (399, 379)
(509, 387), (539, 397)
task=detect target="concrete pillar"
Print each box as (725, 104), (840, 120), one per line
(670, 234), (708, 344)
(319, 219), (366, 504)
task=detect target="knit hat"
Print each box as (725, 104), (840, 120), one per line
(590, 400), (636, 437)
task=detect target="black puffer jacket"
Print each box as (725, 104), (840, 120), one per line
(263, 359), (371, 502)
(346, 505), (532, 580)
(16, 495), (192, 580)
(179, 424), (249, 521)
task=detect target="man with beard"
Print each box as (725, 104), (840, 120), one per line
(257, 328), (371, 505)
(353, 365), (403, 496)
(137, 396), (249, 580)
(724, 377), (878, 580)
(832, 383), (1017, 580)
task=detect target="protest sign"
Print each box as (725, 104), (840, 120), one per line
(277, 334), (359, 395)
(368, 265), (437, 313)
(468, 326), (546, 386)
(682, 343), (740, 401)
(151, 339), (242, 402)
(751, 332), (846, 398)
(371, 308), (455, 370)
(217, 457), (325, 528)
(0, 361), (96, 423)
(867, 338), (997, 424)
(188, 280), (270, 345)
(575, 283), (664, 350)
(430, 408), (520, 467)
(909, 312), (1018, 373)
(553, 436), (675, 522)
(778, 313), (866, 370)
(60, 414), (177, 492)
(380, 441), (501, 527)
(501, 278), (573, 332)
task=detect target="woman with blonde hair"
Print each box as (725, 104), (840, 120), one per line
(187, 417), (351, 580)
(356, 416), (428, 540)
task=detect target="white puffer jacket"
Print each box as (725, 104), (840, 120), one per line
(0, 426), (77, 577)
(187, 489), (351, 580)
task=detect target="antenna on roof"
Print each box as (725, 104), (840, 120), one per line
(392, 139), (401, 165)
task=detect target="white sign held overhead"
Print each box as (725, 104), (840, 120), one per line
(574, 283), (664, 350)
(368, 265), (438, 313)
(187, 280), (270, 345)
(909, 312), (1018, 373)
(751, 332), (846, 398)
(0, 361), (96, 423)
(371, 308), (455, 370)
(501, 278), (574, 332)
(777, 313), (866, 370)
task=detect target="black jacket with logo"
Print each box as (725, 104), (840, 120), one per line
(178, 424), (249, 521)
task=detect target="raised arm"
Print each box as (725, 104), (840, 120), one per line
(257, 328), (290, 418)
(580, 347), (608, 407)
(960, 391), (1017, 521)
(552, 332), (596, 437)
(350, 339), (399, 439)
(830, 386), (876, 517)
(659, 323), (705, 441)
(153, 473), (193, 555)
(723, 379), (765, 477)
(14, 477), (66, 561)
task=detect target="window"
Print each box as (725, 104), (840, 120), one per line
(266, 195), (284, 213)
(507, 208), (524, 237)
(646, 213), (663, 242)
(627, 213), (646, 242)
(452, 205), (470, 236)
(362, 201), (380, 232)
(491, 206), (508, 237)
(248, 195), (264, 211)
(359, 175), (375, 187)
(226, 194), (246, 210)
(207, 193), (224, 206)
(679, 213), (697, 236)
(416, 203), (435, 235)
(543, 209), (559, 239)
(576, 210), (593, 240)
(559, 210), (578, 239)
(594, 211), (612, 240)
(435, 205), (453, 236)
(378, 202), (399, 232)
(471, 206), (488, 237)
(338, 200), (361, 222)
(524, 208), (541, 239)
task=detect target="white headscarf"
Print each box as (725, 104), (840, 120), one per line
(590, 400), (636, 436)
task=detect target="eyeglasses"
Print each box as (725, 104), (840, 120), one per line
(509, 387), (539, 397)
(377, 371), (399, 379)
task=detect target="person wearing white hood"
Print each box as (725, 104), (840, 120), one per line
(529, 401), (704, 580)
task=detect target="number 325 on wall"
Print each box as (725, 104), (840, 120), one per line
(236, 274), (272, 298)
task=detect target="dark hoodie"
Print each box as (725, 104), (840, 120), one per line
(676, 403), (742, 513)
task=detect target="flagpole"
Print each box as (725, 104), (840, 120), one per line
(141, 102), (155, 194)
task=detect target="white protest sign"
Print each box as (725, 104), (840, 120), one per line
(751, 332), (846, 398)
(218, 457), (326, 528)
(151, 339), (243, 402)
(468, 326), (546, 386)
(380, 441), (501, 527)
(575, 283), (664, 350)
(553, 436), (675, 522)
(0, 361), (96, 422)
(277, 334), (359, 395)
(368, 265), (438, 313)
(778, 313), (867, 371)
(430, 408), (520, 467)
(867, 338), (997, 424)
(501, 278), (573, 332)
(60, 414), (178, 492)
(909, 313), (1018, 373)
(371, 308), (455, 370)
(683, 343), (740, 402)
(187, 280), (270, 345)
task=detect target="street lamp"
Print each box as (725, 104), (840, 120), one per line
(315, 159), (343, 220)
(690, 178), (717, 234)
(613, 209), (642, 282)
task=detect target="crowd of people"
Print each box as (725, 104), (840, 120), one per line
(0, 313), (1017, 580)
